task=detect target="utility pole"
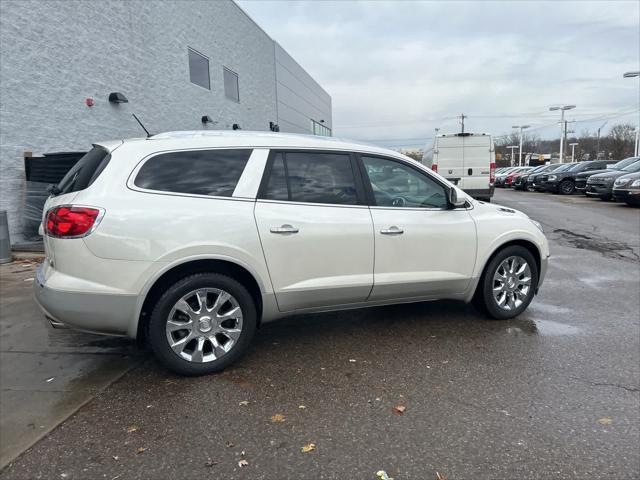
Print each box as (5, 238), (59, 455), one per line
(623, 72), (640, 156)
(459, 114), (466, 134)
(507, 145), (518, 167)
(512, 125), (530, 166)
(549, 105), (576, 163)
(569, 142), (578, 162)
(596, 121), (607, 158)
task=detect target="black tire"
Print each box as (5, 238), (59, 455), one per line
(148, 273), (257, 376)
(559, 179), (575, 195)
(475, 245), (539, 320)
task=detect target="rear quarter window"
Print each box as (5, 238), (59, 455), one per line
(134, 149), (252, 197)
(57, 147), (110, 194)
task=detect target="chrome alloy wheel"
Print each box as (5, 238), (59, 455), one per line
(165, 288), (243, 363)
(492, 256), (532, 311)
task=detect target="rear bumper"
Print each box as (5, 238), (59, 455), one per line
(464, 187), (494, 199)
(34, 264), (137, 337)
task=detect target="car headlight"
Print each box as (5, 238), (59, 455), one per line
(631, 179), (640, 188)
(547, 175), (557, 181)
(614, 178), (628, 186)
(604, 177), (615, 184)
(530, 219), (544, 233)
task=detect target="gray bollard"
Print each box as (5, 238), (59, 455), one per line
(0, 210), (12, 264)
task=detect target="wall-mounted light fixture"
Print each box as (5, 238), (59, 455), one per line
(108, 92), (128, 103)
(201, 115), (213, 124)
(232, 123), (241, 130)
(319, 119), (325, 124)
(269, 121), (280, 132)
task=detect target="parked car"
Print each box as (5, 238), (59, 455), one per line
(586, 160), (640, 200)
(422, 133), (495, 202)
(495, 167), (522, 187)
(526, 164), (564, 192)
(35, 131), (549, 375)
(575, 157), (638, 193)
(535, 163), (577, 191)
(538, 160), (611, 194)
(612, 172), (640, 206)
(505, 167), (535, 188)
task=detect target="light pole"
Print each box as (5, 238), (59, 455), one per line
(507, 145), (518, 166)
(596, 121), (608, 158)
(512, 125), (530, 166)
(569, 142), (578, 162)
(549, 105), (576, 163)
(623, 72), (639, 156)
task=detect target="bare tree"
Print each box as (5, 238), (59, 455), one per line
(607, 123), (636, 160)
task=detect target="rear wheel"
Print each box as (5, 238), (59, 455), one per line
(476, 246), (538, 320)
(148, 273), (257, 376)
(559, 179), (575, 195)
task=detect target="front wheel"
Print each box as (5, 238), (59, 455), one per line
(559, 179), (575, 195)
(148, 273), (257, 376)
(476, 246), (539, 320)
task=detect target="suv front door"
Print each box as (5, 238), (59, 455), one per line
(254, 150), (374, 311)
(359, 155), (477, 301)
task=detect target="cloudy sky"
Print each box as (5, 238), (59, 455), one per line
(239, 0), (639, 149)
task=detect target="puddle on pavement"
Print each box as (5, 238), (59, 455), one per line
(505, 318), (581, 337)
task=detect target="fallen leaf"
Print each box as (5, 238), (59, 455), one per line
(598, 417), (612, 425)
(45, 377), (55, 383)
(112, 456), (119, 461)
(392, 405), (406, 415)
(126, 425), (138, 433)
(301, 443), (316, 453)
(136, 447), (146, 454)
(239, 400), (249, 406)
(298, 405), (306, 410)
(238, 459), (249, 467)
(376, 470), (394, 480)
(436, 472), (448, 480)
(226, 441), (235, 448)
(270, 413), (285, 423)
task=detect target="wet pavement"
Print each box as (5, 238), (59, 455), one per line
(1, 189), (639, 479)
(0, 257), (141, 468)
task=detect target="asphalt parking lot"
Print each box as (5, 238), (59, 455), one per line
(1, 189), (638, 480)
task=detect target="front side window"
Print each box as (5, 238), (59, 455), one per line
(362, 156), (447, 209)
(188, 48), (210, 89)
(223, 67), (239, 102)
(262, 152), (358, 205)
(134, 149), (252, 197)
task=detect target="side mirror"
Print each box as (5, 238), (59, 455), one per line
(448, 187), (467, 208)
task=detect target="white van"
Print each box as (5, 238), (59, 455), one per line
(422, 133), (495, 202)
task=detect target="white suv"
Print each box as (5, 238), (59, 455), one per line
(35, 131), (549, 375)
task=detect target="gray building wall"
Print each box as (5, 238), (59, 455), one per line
(0, 0), (331, 243)
(275, 43), (332, 134)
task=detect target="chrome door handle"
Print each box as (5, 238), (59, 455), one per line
(380, 226), (404, 235)
(270, 224), (299, 234)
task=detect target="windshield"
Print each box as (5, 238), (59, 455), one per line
(622, 160), (640, 173)
(566, 163), (586, 172)
(553, 164), (574, 173)
(613, 157), (640, 170)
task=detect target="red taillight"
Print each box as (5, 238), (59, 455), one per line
(431, 164), (438, 173)
(490, 162), (496, 184)
(45, 206), (102, 238)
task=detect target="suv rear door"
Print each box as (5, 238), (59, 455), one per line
(254, 150), (374, 311)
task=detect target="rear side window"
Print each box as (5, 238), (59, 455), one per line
(261, 151), (358, 205)
(57, 147), (110, 195)
(134, 149), (252, 197)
